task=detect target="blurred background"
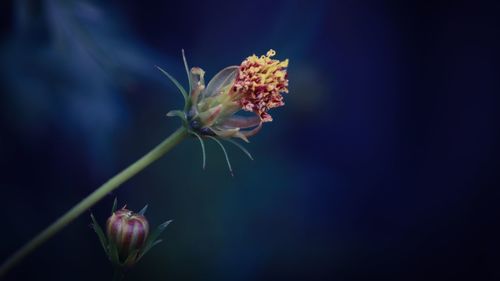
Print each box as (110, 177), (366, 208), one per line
(1, 0), (499, 280)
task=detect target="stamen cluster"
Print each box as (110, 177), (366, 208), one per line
(233, 50), (289, 122)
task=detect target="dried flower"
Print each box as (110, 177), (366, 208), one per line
(187, 49), (289, 141)
(234, 49), (289, 122)
(158, 49), (289, 173)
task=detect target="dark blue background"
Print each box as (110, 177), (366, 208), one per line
(1, 1), (499, 280)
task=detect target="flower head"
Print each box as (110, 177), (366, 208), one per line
(159, 49), (289, 173)
(187, 49), (289, 141)
(234, 50), (289, 122)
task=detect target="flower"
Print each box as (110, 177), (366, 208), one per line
(234, 49), (289, 122)
(106, 208), (149, 263)
(159, 49), (289, 173)
(187, 49), (289, 142)
(90, 199), (172, 269)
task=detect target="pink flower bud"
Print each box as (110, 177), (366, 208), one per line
(106, 208), (149, 259)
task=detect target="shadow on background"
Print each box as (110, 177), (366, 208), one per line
(1, 0), (499, 280)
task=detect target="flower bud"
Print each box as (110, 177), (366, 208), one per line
(106, 208), (149, 261)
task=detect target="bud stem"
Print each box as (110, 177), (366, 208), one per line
(0, 127), (188, 278)
(112, 267), (125, 281)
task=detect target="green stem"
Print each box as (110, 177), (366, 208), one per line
(112, 267), (125, 281)
(0, 127), (188, 278)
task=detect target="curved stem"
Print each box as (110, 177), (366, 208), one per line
(0, 127), (188, 278)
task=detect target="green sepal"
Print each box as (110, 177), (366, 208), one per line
(90, 213), (108, 255)
(108, 240), (120, 266)
(148, 239), (163, 250)
(190, 131), (207, 169)
(138, 204), (148, 216)
(224, 139), (254, 160)
(156, 66), (188, 106)
(138, 220), (173, 259)
(166, 110), (188, 128)
(182, 49), (192, 95)
(111, 197), (118, 214)
(167, 109), (187, 120)
(208, 136), (233, 176)
(123, 249), (140, 267)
